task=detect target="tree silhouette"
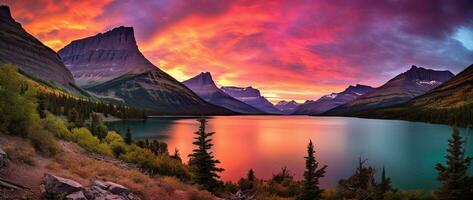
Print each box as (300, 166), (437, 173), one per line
(125, 127), (132, 145)
(435, 126), (472, 199)
(188, 118), (223, 193)
(298, 140), (327, 200)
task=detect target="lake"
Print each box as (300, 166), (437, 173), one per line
(107, 116), (473, 190)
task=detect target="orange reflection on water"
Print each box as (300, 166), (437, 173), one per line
(165, 116), (349, 182)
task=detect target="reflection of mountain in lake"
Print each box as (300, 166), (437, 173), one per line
(107, 118), (181, 140)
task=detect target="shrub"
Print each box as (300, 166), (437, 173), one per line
(4, 146), (36, 166)
(384, 190), (435, 200)
(110, 141), (128, 157)
(42, 112), (71, 139)
(0, 64), (40, 137)
(120, 145), (191, 179)
(72, 127), (112, 156)
(105, 131), (124, 143)
(155, 155), (191, 180)
(28, 129), (60, 157)
(120, 145), (157, 169)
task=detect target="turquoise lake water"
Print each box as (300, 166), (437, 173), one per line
(107, 116), (473, 190)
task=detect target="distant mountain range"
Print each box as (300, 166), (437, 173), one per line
(0, 6), (80, 94)
(1, 5), (469, 121)
(221, 86), (282, 114)
(183, 72), (263, 114)
(59, 26), (233, 115)
(325, 66), (454, 115)
(275, 100), (300, 114)
(350, 64), (472, 126)
(293, 84), (373, 115)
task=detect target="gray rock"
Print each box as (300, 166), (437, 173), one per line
(84, 185), (109, 199)
(66, 191), (88, 200)
(0, 146), (7, 168)
(97, 194), (127, 200)
(105, 181), (130, 195)
(226, 190), (256, 200)
(41, 174), (83, 197)
(92, 180), (109, 190)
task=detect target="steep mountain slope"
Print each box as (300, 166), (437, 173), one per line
(60, 26), (233, 115)
(0, 5), (78, 93)
(325, 66), (454, 115)
(58, 26), (154, 87)
(354, 64), (473, 126)
(293, 84), (373, 115)
(183, 72), (263, 114)
(221, 86), (282, 114)
(275, 100), (300, 114)
(407, 64), (473, 109)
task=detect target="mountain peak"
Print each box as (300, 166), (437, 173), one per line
(401, 65), (454, 82)
(107, 26), (134, 36)
(183, 72), (216, 86)
(0, 5), (13, 21)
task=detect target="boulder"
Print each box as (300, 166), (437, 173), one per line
(66, 191), (88, 200)
(226, 190), (256, 200)
(84, 185), (109, 200)
(0, 146), (7, 168)
(41, 174), (83, 197)
(105, 181), (130, 195)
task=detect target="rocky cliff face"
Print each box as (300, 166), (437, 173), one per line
(61, 26), (233, 114)
(0, 5), (78, 92)
(294, 84), (373, 115)
(326, 65), (454, 115)
(221, 86), (282, 114)
(183, 72), (263, 114)
(58, 26), (154, 87)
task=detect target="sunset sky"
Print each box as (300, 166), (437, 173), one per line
(2, 0), (473, 103)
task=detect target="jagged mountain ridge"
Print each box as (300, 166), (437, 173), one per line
(275, 100), (300, 114)
(325, 65), (454, 115)
(347, 64), (473, 125)
(60, 26), (234, 115)
(0, 5), (79, 93)
(221, 86), (282, 114)
(294, 84), (373, 115)
(182, 72), (263, 114)
(407, 64), (473, 108)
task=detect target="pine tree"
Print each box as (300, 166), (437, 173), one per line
(247, 169), (255, 182)
(125, 127), (132, 145)
(298, 140), (327, 200)
(435, 126), (472, 200)
(89, 112), (107, 140)
(188, 118), (223, 193)
(377, 167), (393, 196)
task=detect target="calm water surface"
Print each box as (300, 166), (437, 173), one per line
(107, 116), (473, 190)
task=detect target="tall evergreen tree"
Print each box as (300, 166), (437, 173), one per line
(247, 169), (255, 182)
(89, 112), (107, 140)
(377, 167), (393, 197)
(298, 140), (327, 200)
(125, 127), (132, 145)
(188, 118), (223, 193)
(435, 126), (472, 200)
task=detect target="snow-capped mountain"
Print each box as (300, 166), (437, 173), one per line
(183, 72), (263, 114)
(326, 65), (454, 115)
